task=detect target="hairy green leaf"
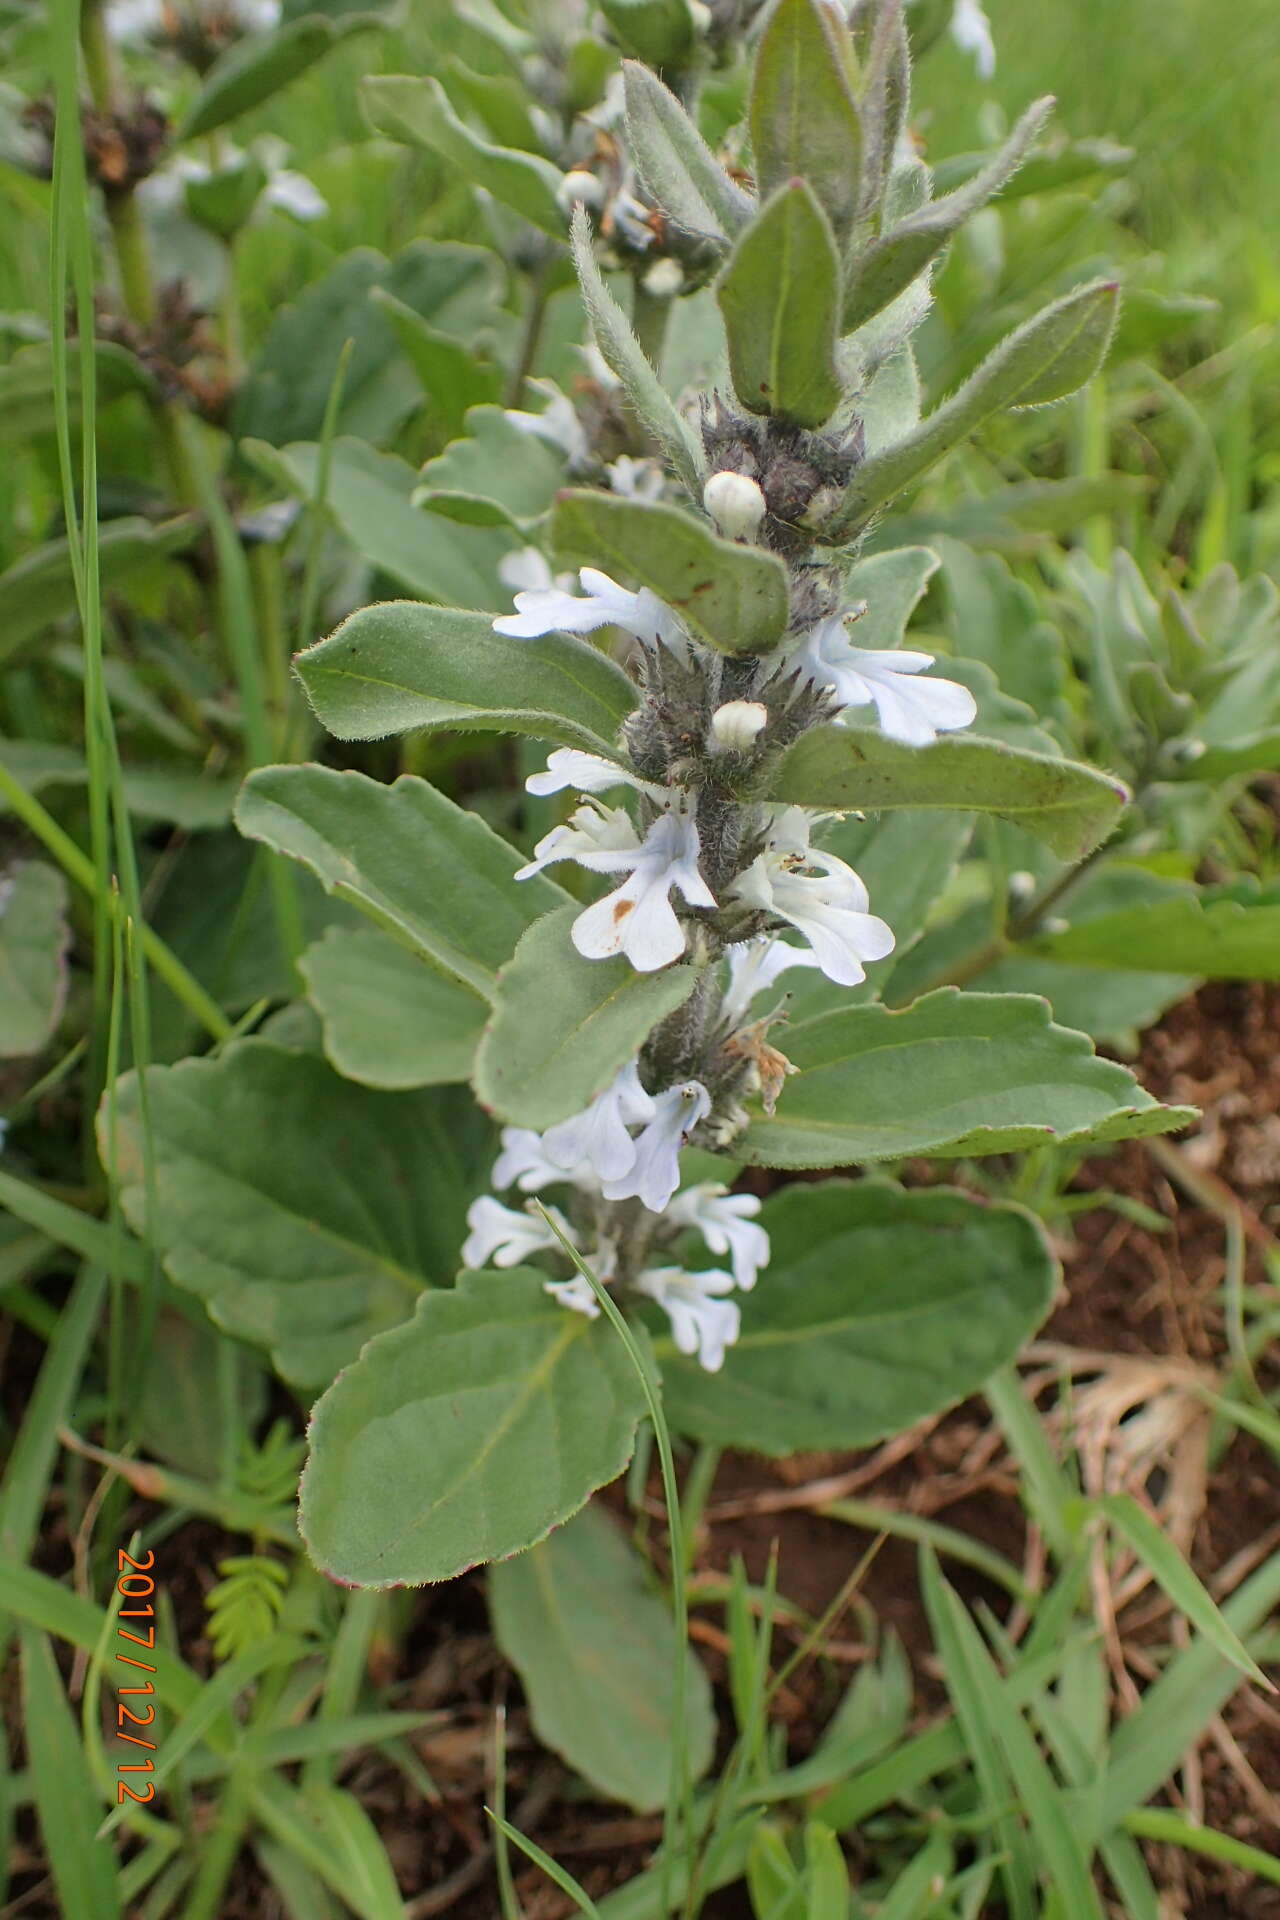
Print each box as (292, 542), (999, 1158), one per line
(474, 906), (700, 1128)
(236, 766), (565, 997)
(297, 602), (636, 756)
(660, 1182), (1056, 1453)
(622, 61), (753, 243)
(102, 1043), (490, 1386)
(179, 11), (379, 137)
(717, 180), (843, 426)
(301, 928), (488, 1089)
(842, 99), (1054, 334)
(826, 281), (1121, 537)
(737, 990), (1195, 1167)
(750, 0), (862, 247)
(300, 1271), (647, 1584)
(768, 725), (1128, 860)
(570, 206), (705, 499)
(490, 1503), (715, 1809)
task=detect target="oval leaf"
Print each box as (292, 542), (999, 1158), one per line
(301, 928), (488, 1089)
(360, 74), (566, 236)
(622, 61), (753, 243)
(490, 1503), (715, 1809)
(0, 861), (70, 1058)
(660, 1181), (1056, 1453)
(1029, 886), (1280, 980)
(235, 766), (567, 997)
(296, 602), (637, 756)
(101, 1043), (491, 1386)
(768, 725), (1128, 861)
(473, 905), (701, 1129)
(750, 0), (862, 247)
(300, 1271), (647, 1585)
(717, 179), (843, 427)
(737, 990), (1195, 1168)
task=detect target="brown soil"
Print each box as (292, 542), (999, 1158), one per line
(7, 985), (1279, 1918)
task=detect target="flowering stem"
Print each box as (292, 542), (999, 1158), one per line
(535, 1204), (694, 1917)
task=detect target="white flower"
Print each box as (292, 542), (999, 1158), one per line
(569, 805), (717, 972)
(462, 1196), (574, 1269)
(524, 747), (664, 802)
(515, 801), (643, 884)
(951, 0), (996, 79)
(603, 1082), (711, 1212)
(791, 617), (977, 747)
(731, 808), (895, 988)
(608, 455), (665, 501)
(721, 936), (820, 1028)
(557, 168), (606, 212)
(635, 1267), (741, 1372)
(709, 700), (768, 753)
(642, 258), (684, 299)
(541, 1060), (655, 1186)
(703, 470), (767, 541)
(611, 187), (656, 250)
(494, 564), (685, 656)
(491, 1126), (594, 1193)
(497, 548), (574, 596)
(544, 1275), (601, 1318)
(667, 1184), (770, 1290)
(106, 0), (164, 43)
(504, 382), (590, 470)
(261, 169), (327, 221)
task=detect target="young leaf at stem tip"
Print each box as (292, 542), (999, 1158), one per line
(717, 179), (844, 428)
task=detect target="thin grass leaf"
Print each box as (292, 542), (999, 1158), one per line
(20, 1627), (123, 1918)
(487, 1813), (603, 1919)
(1092, 1494), (1272, 1689)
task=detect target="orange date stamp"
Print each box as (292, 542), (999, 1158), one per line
(114, 1546), (159, 1803)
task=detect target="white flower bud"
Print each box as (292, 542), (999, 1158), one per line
(557, 169), (605, 212)
(688, 0), (713, 30)
(641, 256), (684, 299)
(702, 469), (767, 540)
(709, 700), (768, 753)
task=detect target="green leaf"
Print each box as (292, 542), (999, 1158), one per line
(233, 243), (504, 448)
(296, 601), (636, 756)
(299, 1270), (647, 1584)
(551, 489), (789, 655)
(361, 74), (566, 236)
(417, 402), (567, 524)
(660, 1182), (1056, 1454)
(0, 516), (199, 667)
(236, 765), (566, 997)
(736, 990), (1195, 1168)
(768, 726), (1128, 861)
(1029, 887), (1280, 980)
(842, 99), (1054, 333)
(0, 861), (69, 1058)
(102, 1042), (489, 1387)
(1092, 1495), (1271, 1689)
(842, 544), (939, 645)
(179, 12), (377, 139)
(242, 438), (513, 611)
(826, 281), (1121, 538)
(716, 180), (843, 427)
(490, 1502), (715, 1809)
(622, 61), (753, 243)
(438, 55), (547, 153)
(20, 1629), (123, 1920)
(301, 927), (487, 1089)
(473, 905), (701, 1128)
(922, 1556), (1102, 1920)
(569, 207), (705, 500)
(368, 290), (503, 437)
(750, 0), (862, 249)
(598, 0), (695, 67)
